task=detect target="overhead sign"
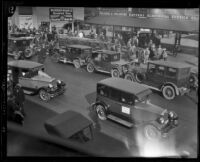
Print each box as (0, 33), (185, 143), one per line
(49, 8), (73, 21)
(98, 8), (199, 21)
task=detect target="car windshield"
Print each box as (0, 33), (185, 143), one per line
(135, 95), (149, 104)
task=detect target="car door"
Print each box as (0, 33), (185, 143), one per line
(18, 68), (35, 91)
(146, 64), (164, 88)
(108, 88), (132, 121)
(101, 53), (112, 72)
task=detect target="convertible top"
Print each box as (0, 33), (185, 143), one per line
(8, 60), (44, 69)
(44, 110), (92, 139)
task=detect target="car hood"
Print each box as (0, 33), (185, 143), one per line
(31, 71), (56, 83)
(134, 102), (164, 115)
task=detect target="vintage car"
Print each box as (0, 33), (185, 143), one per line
(8, 36), (36, 59)
(91, 78), (178, 140)
(51, 44), (92, 68)
(8, 60), (66, 101)
(45, 110), (93, 143)
(124, 60), (191, 100)
(86, 50), (132, 77)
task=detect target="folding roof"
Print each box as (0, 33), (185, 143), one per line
(85, 16), (199, 33)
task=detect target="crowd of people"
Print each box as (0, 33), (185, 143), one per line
(9, 23), (169, 65)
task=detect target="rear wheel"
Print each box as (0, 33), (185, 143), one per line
(162, 85), (176, 100)
(73, 59), (81, 68)
(111, 69), (120, 78)
(135, 72), (145, 83)
(124, 73), (135, 82)
(86, 63), (95, 73)
(95, 104), (107, 120)
(39, 89), (50, 101)
(24, 48), (32, 58)
(144, 124), (161, 140)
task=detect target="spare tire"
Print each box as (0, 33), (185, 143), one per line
(135, 72), (146, 83)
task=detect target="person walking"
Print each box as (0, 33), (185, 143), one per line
(37, 43), (47, 64)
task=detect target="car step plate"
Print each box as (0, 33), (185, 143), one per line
(23, 90), (34, 95)
(107, 114), (133, 128)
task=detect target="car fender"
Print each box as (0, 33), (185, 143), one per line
(92, 101), (109, 111)
(37, 86), (50, 94)
(161, 82), (179, 96)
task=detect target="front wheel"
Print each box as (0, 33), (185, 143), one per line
(96, 104), (107, 120)
(39, 89), (51, 101)
(73, 59), (81, 68)
(86, 63), (95, 73)
(111, 69), (120, 78)
(144, 124), (161, 140)
(162, 85), (176, 100)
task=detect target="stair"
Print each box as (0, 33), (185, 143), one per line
(107, 114), (133, 128)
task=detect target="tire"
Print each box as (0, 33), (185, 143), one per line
(111, 69), (120, 78)
(39, 89), (51, 101)
(124, 73), (135, 82)
(95, 104), (107, 120)
(144, 124), (161, 140)
(162, 85), (176, 100)
(189, 75), (197, 86)
(24, 48), (32, 58)
(73, 59), (81, 68)
(86, 63), (95, 73)
(135, 72), (144, 83)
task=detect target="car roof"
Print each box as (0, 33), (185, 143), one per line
(67, 44), (92, 49)
(44, 110), (92, 138)
(98, 78), (152, 99)
(8, 37), (34, 41)
(8, 60), (43, 69)
(93, 50), (119, 55)
(148, 60), (191, 69)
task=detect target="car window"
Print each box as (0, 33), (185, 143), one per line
(112, 54), (120, 61)
(148, 63), (156, 74)
(20, 69), (30, 78)
(110, 88), (120, 102)
(102, 53), (110, 62)
(120, 92), (134, 105)
(155, 65), (165, 76)
(166, 67), (177, 78)
(97, 85), (109, 97)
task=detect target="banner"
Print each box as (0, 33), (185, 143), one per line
(19, 15), (33, 29)
(49, 8), (73, 21)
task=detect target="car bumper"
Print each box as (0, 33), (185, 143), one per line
(178, 87), (190, 96)
(49, 86), (66, 98)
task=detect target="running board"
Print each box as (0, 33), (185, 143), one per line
(107, 114), (133, 128)
(59, 59), (72, 64)
(23, 90), (34, 95)
(96, 69), (111, 74)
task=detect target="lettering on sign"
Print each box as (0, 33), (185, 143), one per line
(122, 106), (130, 114)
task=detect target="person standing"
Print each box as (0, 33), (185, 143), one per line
(157, 45), (163, 60)
(144, 47), (150, 64)
(13, 84), (26, 116)
(37, 43), (47, 64)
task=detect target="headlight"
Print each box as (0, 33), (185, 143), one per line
(159, 117), (165, 124)
(48, 84), (53, 88)
(57, 80), (61, 84)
